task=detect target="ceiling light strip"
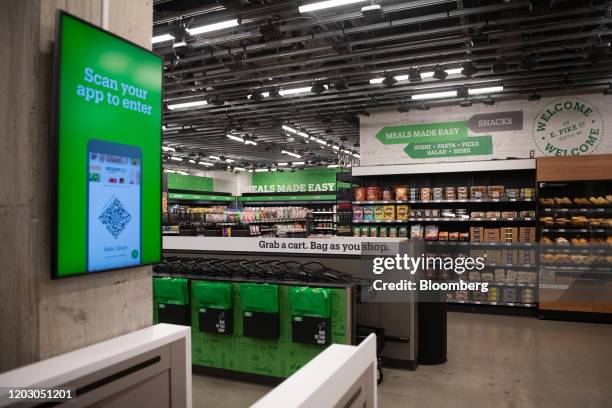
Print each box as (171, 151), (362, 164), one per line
(186, 19), (239, 36)
(167, 100), (207, 110)
(299, 0), (367, 13)
(282, 150), (302, 158)
(411, 90), (458, 100)
(152, 33), (174, 44)
(468, 86), (504, 95)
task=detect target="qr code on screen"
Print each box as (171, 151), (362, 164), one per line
(99, 197), (132, 239)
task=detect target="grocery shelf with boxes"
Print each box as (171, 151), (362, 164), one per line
(238, 189), (341, 237)
(352, 166), (539, 312)
(536, 155), (612, 321)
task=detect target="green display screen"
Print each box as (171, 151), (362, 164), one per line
(53, 12), (162, 278)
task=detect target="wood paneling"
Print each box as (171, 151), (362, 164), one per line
(536, 154), (612, 181)
(539, 301), (594, 313)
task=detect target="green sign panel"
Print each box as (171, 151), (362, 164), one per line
(404, 136), (493, 159)
(248, 168), (340, 194)
(168, 193), (233, 201)
(167, 173), (213, 192)
(54, 13), (162, 278)
(376, 121), (468, 144)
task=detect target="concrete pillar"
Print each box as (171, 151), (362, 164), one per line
(0, 0), (154, 372)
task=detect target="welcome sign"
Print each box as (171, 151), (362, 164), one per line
(360, 94), (612, 166)
(246, 168), (340, 194)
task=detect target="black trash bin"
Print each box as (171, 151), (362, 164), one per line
(417, 294), (447, 365)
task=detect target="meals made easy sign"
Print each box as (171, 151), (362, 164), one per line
(245, 167), (339, 193)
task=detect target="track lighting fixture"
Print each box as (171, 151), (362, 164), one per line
(311, 82), (326, 94)
(433, 65), (448, 80)
(269, 88), (282, 98)
(483, 96), (495, 106)
(207, 95), (224, 106)
(460, 98), (472, 108)
(461, 61), (478, 77)
(408, 67), (422, 82)
(457, 86), (469, 99)
(334, 80), (349, 91)
(249, 89), (264, 102)
(528, 92), (542, 101)
(382, 72), (397, 87)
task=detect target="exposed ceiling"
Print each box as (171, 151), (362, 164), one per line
(154, 0), (612, 172)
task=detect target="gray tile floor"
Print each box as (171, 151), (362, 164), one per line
(193, 312), (612, 408)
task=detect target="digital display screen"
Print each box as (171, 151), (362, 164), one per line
(53, 12), (162, 278)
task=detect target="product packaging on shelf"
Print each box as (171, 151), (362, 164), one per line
(396, 205), (409, 221)
(519, 227), (536, 243)
(382, 187), (394, 201)
(487, 185), (505, 199)
(363, 206), (375, 222)
(395, 186), (408, 201)
(445, 187), (456, 200)
(420, 188), (432, 201)
(470, 186), (487, 199)
(366, 186), (381, 201)
(374, 206), (385, 221)
(384, 205), (396, 221)
(470, 227), (485, 242)
(353, 206), (364, 222)
(483, 228), (500, 243)
(355, 187), (366, 202)
(409, 188), (419, 201)
(501, 227), (519, 243)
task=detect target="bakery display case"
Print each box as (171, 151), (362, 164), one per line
(538, 181), (612, 318)
(537, 155), (612, 321)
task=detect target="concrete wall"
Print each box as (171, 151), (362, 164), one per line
(0, 0), (153, 372)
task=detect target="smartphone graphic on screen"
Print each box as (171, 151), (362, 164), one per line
(87, 140), (142, 272)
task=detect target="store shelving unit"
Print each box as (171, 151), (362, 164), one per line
(336, 172), (359, 236)
(162, 179), (237, 236)
(536, 155), (612, 322)
(352, 161), (539, 313)
(310, 206), (338, 237)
